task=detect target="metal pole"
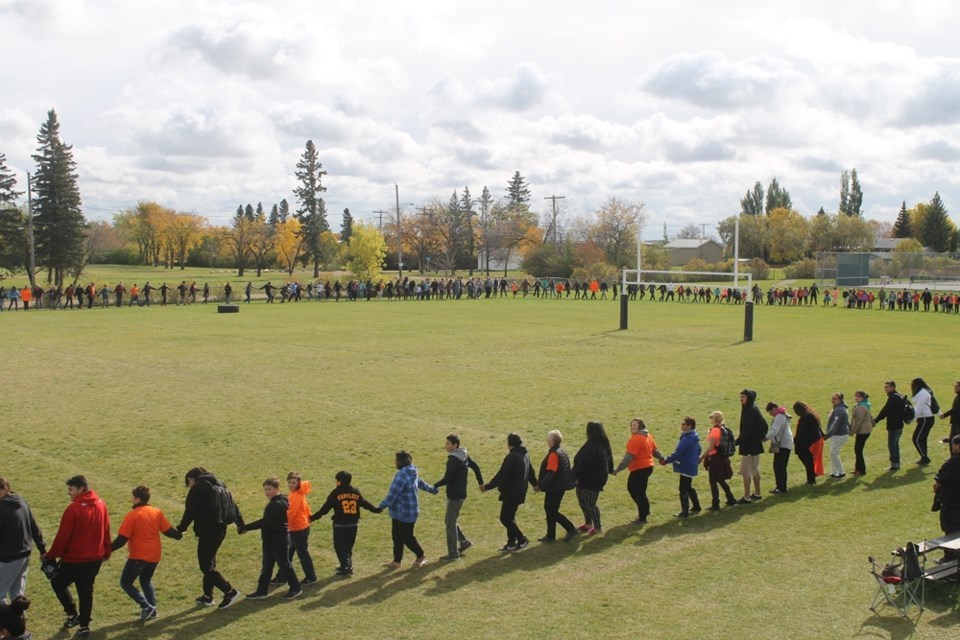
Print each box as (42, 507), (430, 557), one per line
(619, 281), (628, 330)
(744, 300), (754, 342)
(395, 184), (403, 279)
(733, 216), (740, 287)
(26, 172), (36, 288)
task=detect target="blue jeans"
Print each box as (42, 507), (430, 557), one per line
(120, 559), (157, 608)
(888, 429), (902, 467)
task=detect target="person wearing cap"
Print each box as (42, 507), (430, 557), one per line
(933, 435), (960, 559)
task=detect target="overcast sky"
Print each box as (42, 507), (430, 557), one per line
(1, 0), (958, 235)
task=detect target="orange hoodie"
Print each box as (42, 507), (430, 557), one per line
(287, 480), (312, 532)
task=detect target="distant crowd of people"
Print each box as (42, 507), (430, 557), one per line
(3, 379), (959, 638)
(5, 276), (960, 313)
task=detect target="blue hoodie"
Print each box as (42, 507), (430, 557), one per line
(378, 465), (438, 523)
(664, 429), (701, 477)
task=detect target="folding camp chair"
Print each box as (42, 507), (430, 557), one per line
(869, 541), (925, 617)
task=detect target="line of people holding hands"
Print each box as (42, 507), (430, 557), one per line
(4, 380), (960, 639)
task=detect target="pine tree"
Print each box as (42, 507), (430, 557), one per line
(919, 192), (952, 252)
(764, 177), (792, 214)
(31, 109), (85, 286)
(293, 140), (328, 277)
(460, 186), (476, 272)
(740, 181), (764, 216)
(278, 199), (290, 224)
(268, 203), (279, 226)
(0, 153), (26, 274)
(849, 169), (863, 216)
(892, 201), (913, 238)
(0, 153), (23, 205)
(256, 202), (265, 218)
(817, 207), (826, 216)
(506, 171), (531, 208)
(341, 208), (353, 244)
(244, 204), (255, 222)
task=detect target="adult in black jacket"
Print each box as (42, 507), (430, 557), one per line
(0, 478), (45, 602)
(874, 380), (906, 471)
(572, 422), (613, 534)
(938, 380), (960, 443)
(934, 435), (960, 559)
(536, 430), (578, 543)
(177, 468), (242, 609)
(792, 402), (824, 484)
(241, 478), (301, 600)
(736, 389), (768, 503)
(433, 435), (484, 560)
(481, 433), (536, 552)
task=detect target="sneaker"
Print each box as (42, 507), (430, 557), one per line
(64, 614), (81, 628)
(708, 505), (721, 511)
(633, 517), (648, 525)
(218, 589), (240, 610)
(140, 604), (157, 622)
(726, 499), (738, 506)
(458, 540), (472, 553)
(674, 511), (689, 518)
(537, 536), (555, 543)
(282, 589), (302, 600)
(587, 527), (600, 536)
(382, 561), (401, 569)
(332, 566), (343, 573)
(245, 592), (268, 600)
(411, 557), (428, 568)
(148, 608), (158, 620)
(335, 567), (354, 576)
(563, 529), (578, 542)
(737, 497), (752, 505)
(577, 524), (591, 532)
(195, 595), (215, 607)
(750, 493), (763, 500)
(769, 488), (782, 494)
(515, 538), (529, 550)
(75, 628), (90, 639)
(690, 506), (702, 514)
(887, 465), (900, 471)
(301, 577), (318, 586)
(498, 544), (514, 552)
(269, 577), (285, 585)
(439, 553), (461, 560)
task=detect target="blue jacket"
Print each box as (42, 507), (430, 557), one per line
(664, 430), (701, 477)
(378, 465), (437, 523)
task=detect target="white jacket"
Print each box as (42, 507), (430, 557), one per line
(913, 387), (933, 419)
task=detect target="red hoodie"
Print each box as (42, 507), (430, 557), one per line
(46, 490), (111, 563)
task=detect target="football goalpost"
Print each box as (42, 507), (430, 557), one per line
(619, 218), (757, 341)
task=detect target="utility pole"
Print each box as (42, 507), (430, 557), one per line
(700, 223), (708, 240)
(395, 185), (403, 279)
(26, 172), (36, 288)
(543, 194), (565, 247)
(372, 209), (388, 232)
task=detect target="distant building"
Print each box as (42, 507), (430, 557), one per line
(665, 238), (724, 267)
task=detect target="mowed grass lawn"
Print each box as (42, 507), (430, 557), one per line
(4, 294), (959, 639)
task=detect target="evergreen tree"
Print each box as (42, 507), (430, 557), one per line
(892, 201), (913, 238)
(838, 170), (850, 215)
(849, 169), (863, 216)
(268, 203), (279, 226)
(244, 204), (255, 221)
(817, 206), (826, 216)
(255, 202), (265, 218)
(0, 153), (22, 205)
(293, 140), (328, 277)
(506, 171), (531, 208)
(740, 181), (764, 216)
(919, 192), (952, 252)
(31, 109), (85, 286)
(764, 177), (792, 214)
(460, 186), (476, 273)
(0, 153), (26, 274)
(278, 199), (290, 224)
(340, 207), (353, 244)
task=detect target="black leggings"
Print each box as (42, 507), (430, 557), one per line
(627, 467), (653, 519)
(543, 490), (574, 538)
(854, 433), (870, 474)
(499, 500), (525, 545)
(912, 417), (935, 462)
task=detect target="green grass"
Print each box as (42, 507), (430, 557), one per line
(4, 290), (959, 639)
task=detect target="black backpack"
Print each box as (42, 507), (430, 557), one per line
(718, 426), (736, 457)
(902, 395), (916, 424)
(205, 478), (238, 525)
(930, 391), (940, 415)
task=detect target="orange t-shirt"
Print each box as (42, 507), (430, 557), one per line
(625, 433), (657, 471)
(117, 505), (172, 563)
(706, 426), (722, 457)
(287, 480), (312, 532)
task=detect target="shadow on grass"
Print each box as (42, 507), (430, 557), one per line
(861, 465), (931, 492)
(856, 613), (919, 640)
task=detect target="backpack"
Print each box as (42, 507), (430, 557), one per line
(718, 426), (736, 457)
(929, 391), (940, 415)
(901, 395), (915, 424)
(206, 478), (238, 525)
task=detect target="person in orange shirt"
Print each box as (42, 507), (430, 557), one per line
(272, 472), (317, 585)
(611, 418), (663, 524)
(111, 486), (182, 623)
(129, 284), (140, 307)
(18, 287), (31, 311)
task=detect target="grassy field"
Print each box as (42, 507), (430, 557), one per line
(4, 290), (959, 639)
